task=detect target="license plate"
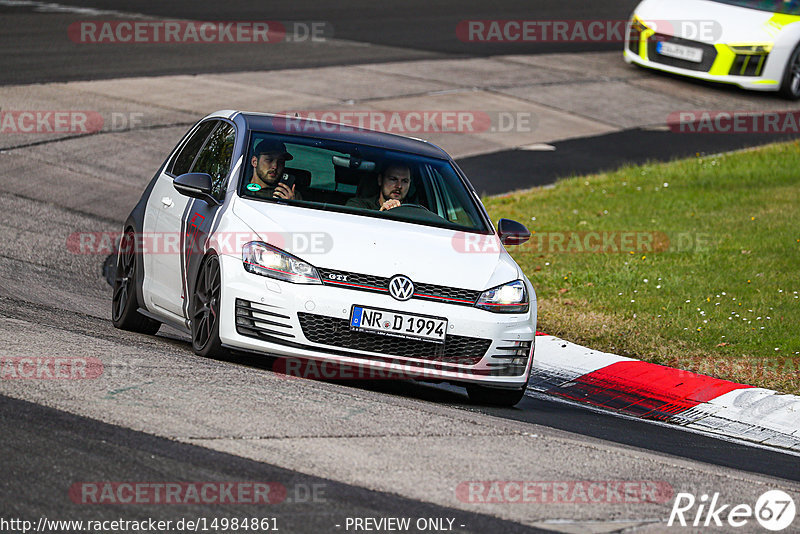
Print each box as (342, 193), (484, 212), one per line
(656, 41), (703, 63)
(350, 306), (447, 344)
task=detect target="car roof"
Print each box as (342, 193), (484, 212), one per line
(233, 111), (452, 160)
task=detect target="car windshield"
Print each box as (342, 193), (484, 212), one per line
(709, 0), (800, 15)
(239, 132), (491, 233)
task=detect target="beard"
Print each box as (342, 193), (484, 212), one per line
(256, 165), (281, 184)
(387, 189), (403, 199)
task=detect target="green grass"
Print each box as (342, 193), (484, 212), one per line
(483, 141), (800, 394)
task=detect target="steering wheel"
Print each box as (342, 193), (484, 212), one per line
(393, 203), (430, 212)
(387, 203), (450, 223)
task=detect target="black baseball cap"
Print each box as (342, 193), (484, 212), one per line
(253, 139), (293, 160)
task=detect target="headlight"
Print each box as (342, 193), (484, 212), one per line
(242, 241), (321, 284)
(729, 44), (772, 54)
(475, 280), (529, 313)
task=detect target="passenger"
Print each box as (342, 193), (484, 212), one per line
(346, 164), (411, 211)
(248, 139), (301, 200)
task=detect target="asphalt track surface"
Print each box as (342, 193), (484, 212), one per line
(1, 394), (547, 533)
(459, 128), (800, 196)
(2, 1), (800, 532)
(0, 0), (640, 84)
(4, 0), (800, 192)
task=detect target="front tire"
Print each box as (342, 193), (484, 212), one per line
(466, 384), (528, 407)
(112, 230), (161, 334)
(779, 43), (800, 100)
(191, 254), (225, 358)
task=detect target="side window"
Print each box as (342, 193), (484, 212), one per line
(191, 122), (236, 200)
(424, 165), (475, 227)
(170, 120), (217, 176)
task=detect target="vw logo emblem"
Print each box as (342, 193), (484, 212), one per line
(388, 275), (414, 301)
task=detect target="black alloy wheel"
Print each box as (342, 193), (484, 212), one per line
(112, 229), (160, 334)
(191, 254), (225, 357)
(780, 43), (800, 100)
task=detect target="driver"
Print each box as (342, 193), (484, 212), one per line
(346, 164), (411, 211)
(248, 139), (301, 200)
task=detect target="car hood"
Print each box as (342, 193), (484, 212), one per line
(634, 0), (793, 44)
(229, 197), (520, 291)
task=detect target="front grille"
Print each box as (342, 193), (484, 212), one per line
(730, 53), (768, 77)
(317, 268), (481, 306)
(297, 312), (491, 365)
(235, 299), (296, 340)
(415, 281), (480, 304)
(486, 340), (533, 376)
(647, 34), (717, 72)
(490, 340), (533, 358)
(318, 269), (387, 294)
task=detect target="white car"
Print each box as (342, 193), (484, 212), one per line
(625, 0), (800, 98)
(112, 110), (537, 406)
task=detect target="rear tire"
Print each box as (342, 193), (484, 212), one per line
(112, 230), (161, 335)
(191, 254), (226, 358)
(779, 43), (800, 100)
(466, 384), (527, 407)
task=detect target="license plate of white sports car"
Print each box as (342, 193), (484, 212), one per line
(656, 41), (703, 63)
(350, 305), (447, 343)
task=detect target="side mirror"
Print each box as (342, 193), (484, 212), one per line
(497, 218), (531, 246)
(173, 173), (219, 205)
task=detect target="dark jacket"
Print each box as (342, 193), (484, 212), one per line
(345, 194), (381, 210)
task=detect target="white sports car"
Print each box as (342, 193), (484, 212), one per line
(625, 0), (800, 98)
(112, 110), (537, 406)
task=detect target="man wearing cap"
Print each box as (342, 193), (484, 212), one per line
(249, 139), (301, 200)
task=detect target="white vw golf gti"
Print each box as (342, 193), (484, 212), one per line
(112, 110), (537, 406)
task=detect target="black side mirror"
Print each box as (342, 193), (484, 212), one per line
(173, 173), (219, 205)
(497, 218), (531, 246)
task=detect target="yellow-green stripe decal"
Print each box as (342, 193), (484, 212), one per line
(766, 13), (800, 32)
(709, 44), (736, 75)
(641, 28), (654, 60)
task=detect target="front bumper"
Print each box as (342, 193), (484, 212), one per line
(216, 254), (537, 388)
(625, 17), (783, 92)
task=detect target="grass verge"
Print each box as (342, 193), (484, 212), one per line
(483, 140), (800, 395)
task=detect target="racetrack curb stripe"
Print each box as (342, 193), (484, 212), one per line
(531, 334), (800, 452)
(546, 360), (751, 421)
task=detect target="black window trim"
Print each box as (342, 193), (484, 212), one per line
(166, 119), (220, 179)
(166, 118), (238, 203)
(195, 120), (237, 202)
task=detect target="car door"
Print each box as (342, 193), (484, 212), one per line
(142, 120), (218, 319)
(177, 121), (237, 320)
(153, 120), (237, 320)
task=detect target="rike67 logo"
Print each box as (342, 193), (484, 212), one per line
(668, 490), (796, 531)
